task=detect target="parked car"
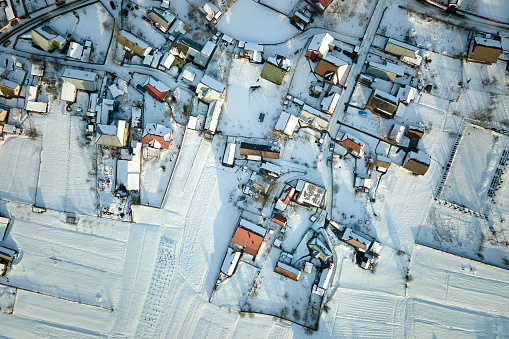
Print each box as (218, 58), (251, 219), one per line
(109, 1), (116, 10)
(126, 3), (133, 10)
(2, 40), (11, 47)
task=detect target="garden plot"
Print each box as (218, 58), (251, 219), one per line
(140, 124), (185, 207)
(218, 58), (289, 139)
(0, 216), (127, 310)
(465, 0), (509, 23)
(333, 244), (409, 296)
(243, 249), (321, 328)
(216, 0), (298, 44)
(35, 102), (97, 215)
(440, 123), (509, 213)
(417, 203), (509, 268)
(122, 8), (167, 48)
(211, 261), (260, 311)
(462, 60), (509, 93)
(316, 0), (378, 38)
(378, 5), (469, 57)
(418, 51), (462, 101)
(0, 285), (16, 314)
(0, 136), (41, 204)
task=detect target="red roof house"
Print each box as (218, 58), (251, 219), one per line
(279, 186), (296, 204)
(272, 213), (287, 227)
(142, 123), (173, 149)
(143, 77), (170, 102)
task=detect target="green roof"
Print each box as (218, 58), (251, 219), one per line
(260, 62), (286, 85)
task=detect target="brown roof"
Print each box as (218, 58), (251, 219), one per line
(367, 95), (398, 117)
(340, 139), (363, 154)
(345, 238), (367, 251)
(469, 44), (502, 64)
(0, 110), (7, 123)
(272, 213), (287, 227)
(143, 83), (168, 102)
(315, 59), (340, 84)
(232, 227), (264, 256)
(274, 266), (299, 281)
(403, 159), (429, 175)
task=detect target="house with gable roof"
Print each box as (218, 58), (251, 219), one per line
(141, 123), (173, 149)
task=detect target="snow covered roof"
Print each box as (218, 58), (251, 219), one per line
(373, 89), (399, 105)
(244, 42), (263, 52)
(342, 227), (372, 252)
(367, 61), (404, 78)
(142, 123), (173, 149)
(296, 181), (325, 208)
(62, 68), (97, 82)
(307, 33), (334, 57)
(220, 247), (241, 276)
(260, 162), (281, 175)
(0, 78), (19, 89)
(239, 218), (266, 237)
(317, 263), (334, 289)
(143, 77), (170, 102)
(68, 42), (84, 59)
(181, 70), (196, 82)
(30, 63), (44, 77)
(321, 92), (340, 115)
(200, 75), (225, 93)
(274, 262), (300, 281)
(407, 151), (431, 165)
(0, 216), (9, 239)
(26, 101), (47, 113)
(389, 124), (405, 142)
(274, 111), (298, 136)
(27, 86), (38, 101)
(201, 41), (216, 57)
(108, 84), (123, 98)
(474, 36), (502, 49)
(0, 245), (16, 261)
(118, 30), (150, 50)
(161, 53), (175, 69)
(397, 85), (417, 103)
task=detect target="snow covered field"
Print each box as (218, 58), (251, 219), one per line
(1, 0), (509, 336)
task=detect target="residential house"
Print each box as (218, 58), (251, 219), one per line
(62, 68), (98, 91)
(467, 34), (503, 64)
(384, 38), (419, 58)
(142, 77), (170, 102)
(196, 75), (225, 103)
(308, 237), (332, 261)
(260, 55), (291, 85)
(195, 75), (226, 134)
(231, 219), (267, 257)
(374, 154), (391, 172)
(388, 123), (405, 143)
(0, 79), (21, 98)
(239, 142), (280, 159)
(403, 151), (431, 175)
(31, 26), (66, 52)
(141, 123), (173, 149)
(147, 7), (175, 32)
(342, 227), (373, 252)
(202, 2), (222, 24)
(338, 133), (365, 158)
(274, 262), (300, 281)
(406, 125), (424, 139)
(0, 109), (8, 125)
(60, 81), (77, 102)
(116, 30), (152, 57)
(95, 120), (129, 147)
(169, 20), (187, 38)
(306, 0), (333, 12)
(306, 32), (334, 60)
(171, 37), (216, 68)
(220, 248), (241, 277)
(0, 245), (17, 275)
(315, 54), (349, 85)
(260, 161), (281, 178)
(366, 61), (404, 81)
(321, 92), (340, 115)
(67, 41), (84, 60)
(30, 62), (44, 77)
(296, 181), (326, 208)
(299, 104), (330, 129)
(271, 213), (287, 227)
(116, 142), (141, 191)
(366, 89), (399, 118)
(290, 11), (311, 30)
(274, 111), (299, 137)
(243, 43), (263, 63)
(26, 86), (47, 113)
(397, 85), (417, 104)
(313, 262), (334, 296)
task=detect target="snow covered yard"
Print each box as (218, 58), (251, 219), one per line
(216, 0), (298, 44)
(0, 136), (41, 204)
(16, 3), (114, 64)
(218, 58), (289, 138)
(319, 0), (378, 38)
(378, 5), (469, 57)
(464, 0), (509, 23)
(34, 101), (97, 215)
(242, 248), (321, 329)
